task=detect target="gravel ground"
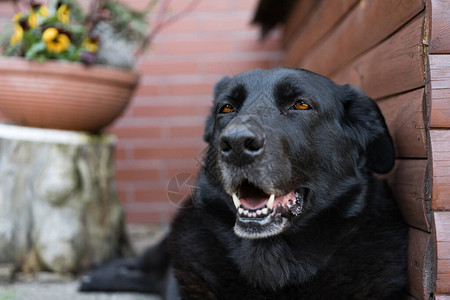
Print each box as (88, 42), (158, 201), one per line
(0, 282), (161, 300)
(0, 224), (168, 300)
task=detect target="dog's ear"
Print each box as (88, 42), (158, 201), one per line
(203, 76), (231, 143)
(342, 85), (395, 174)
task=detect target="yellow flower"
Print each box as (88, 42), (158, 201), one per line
(57, 4), (70, 24)
(42, 27), (70, 53)
(82, 38), (99, 53)
(13, 12), (22, 22)
(28, 5), (49, 28)
(10, 23), (23, 45)
(42, 27), (58, 42)
(39, 5), (49, 17)
(28, 11), (38, 28)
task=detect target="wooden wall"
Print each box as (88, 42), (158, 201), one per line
(281, 0), (450, 298)
(428, 0), (450, 296)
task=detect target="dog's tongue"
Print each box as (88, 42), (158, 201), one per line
(239, 183), (269, 209)
(238, 182), (297, 210)
(239, 195), (268, 209)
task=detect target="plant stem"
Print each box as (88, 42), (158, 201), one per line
(136, 0), (202, 56)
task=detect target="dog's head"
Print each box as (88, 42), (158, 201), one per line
(201, 68), (394, 239)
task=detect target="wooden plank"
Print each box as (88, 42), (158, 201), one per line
(429, 55), (450, 128)
(282, 0), (358, 67)
(430, 130), (450, 210)
(429, 0), (450, 54)
(408, 228), (433, 300)
(297, 0), (424, 76)
(437, 240), (450, 260)
(435, 212), (450, 294)
(332, 15), (425, 100)
(377, 89), (427, 158)
(282, 0), (318, 47)
(384, 160), (430, 232)
(430, 88), (450, 128)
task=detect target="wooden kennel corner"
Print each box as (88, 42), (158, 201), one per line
(254, 0), (450, 298)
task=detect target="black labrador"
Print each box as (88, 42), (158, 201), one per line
(80, 68), (408, 299)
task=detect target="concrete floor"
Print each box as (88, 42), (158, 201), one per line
(0, 281), (161, 300)
(0, 224), (168, 300)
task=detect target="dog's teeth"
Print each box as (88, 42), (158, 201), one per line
(238, 207), (244, 215)
(251, 212), (257, 218)
(243, 210), (249, 216)
(262, 207), (268, 215)
(267, 194), (275, 210)
(232, 193), (241, 209)
(256, 209), (262, 216)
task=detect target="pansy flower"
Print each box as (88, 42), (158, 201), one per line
(9, 23), (24, 45)
(13, 12), (22, 22)
(28, 4), (49, 28)
(57, 4), (70, 24)
(82, 37), (99, 53)
(42, 27), (70, 53)
(10, 12), (24, 45)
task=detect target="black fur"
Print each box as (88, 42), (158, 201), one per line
(80, 68), (408, 300)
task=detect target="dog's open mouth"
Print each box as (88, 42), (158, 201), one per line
(230, 180), (306, 239)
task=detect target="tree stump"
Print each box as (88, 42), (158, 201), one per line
(0, 124), (125, 274)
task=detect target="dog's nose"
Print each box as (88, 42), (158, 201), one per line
(219, 123), (265, 165)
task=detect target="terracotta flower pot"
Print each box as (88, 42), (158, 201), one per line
(0, 57), (139, 132)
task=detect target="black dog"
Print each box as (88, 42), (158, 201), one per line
(80, 68), (408, 299)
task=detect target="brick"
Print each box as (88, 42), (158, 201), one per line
(110, 0), (281, 225)
(159, 17), (199, 34)
(134, 145), (203, 160)
(115, 146), (127, 161)
(133, 84), (162, 97)
(157, 0), (196, 10)
(204, 59), (272, 74)
(236, 37), (282, 52)
(168, 0), (232, 12)
(167, 167), (200, 181)
(200, 16), (253, 33)
(116, 167), (161, 182)
(125, 202), (177, 224)
(119, 0), (151, 11)
(116, 187), (130, 204)
(163, 39), (233, 55)
(196, 0), (233, 11)
(131, 104), (201, 118)
(112, 126), (162, 139)
(134, 187), (170, 203)
(166, 82), (214, 96)
(235, 0), (259, 10)
(168, 125), (205, 138)
(125, 209), (174, 224)
(0, 2), (14, 17)
(138, 60), (199, 75)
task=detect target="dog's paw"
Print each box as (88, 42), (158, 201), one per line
(79, 258), (161, 294)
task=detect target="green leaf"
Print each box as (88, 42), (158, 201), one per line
(2, 43), (21, 56)
(25, 41), (47, 59)
(103, 0), (149, 41)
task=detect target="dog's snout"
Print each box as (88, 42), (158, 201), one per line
(219, 123), (265, 166)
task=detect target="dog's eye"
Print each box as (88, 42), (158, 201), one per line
(219, 104), (235, 114)
(294, 100), (311, 110)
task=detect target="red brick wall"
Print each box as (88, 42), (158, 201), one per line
(0, 0), (282, 224)
(113, 0), (282, 224)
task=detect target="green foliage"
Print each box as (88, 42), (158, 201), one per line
(0, 0), (154, 68)
(104, 1), (149, 41)
(52, 0), (86, 23)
